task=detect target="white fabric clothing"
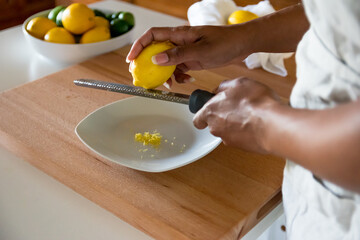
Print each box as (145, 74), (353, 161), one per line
(187, 0), (293, 77)
(284, 0), (360, 239)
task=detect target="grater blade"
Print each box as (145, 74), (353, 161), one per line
(74, 79), (190, 105)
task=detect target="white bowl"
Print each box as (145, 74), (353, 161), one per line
(22, 9), (134, 64)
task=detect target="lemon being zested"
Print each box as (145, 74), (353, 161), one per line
(130, 41), (176, 89)
(62, 3), (95, 35)
(227, 10), (258, 25)
(26, 17), (57, 39)
(44, 27), (75, 44)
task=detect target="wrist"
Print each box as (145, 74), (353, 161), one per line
(260, 102), (292, 155)
(228, 22), (260, 58)
(231, 3), (308, 55)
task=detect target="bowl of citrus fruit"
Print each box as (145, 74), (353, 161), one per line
(22, 3), (135, 64)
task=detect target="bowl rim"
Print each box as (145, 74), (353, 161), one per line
(22, 8), (134, 46)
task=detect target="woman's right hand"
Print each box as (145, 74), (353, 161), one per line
(126, 25), (254, 84)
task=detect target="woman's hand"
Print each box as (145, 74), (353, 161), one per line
(126, 4), (309, 87)
(193, 77), (282, 154)
(193, 77), (360, 193)
(126, 25), (253, 85)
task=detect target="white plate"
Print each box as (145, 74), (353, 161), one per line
(75, 97), (221, 172)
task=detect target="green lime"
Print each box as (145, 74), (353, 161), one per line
(111, 11), (123, 20)
(110, 19), (129, 37)
(48, 6), (66, 22)
(105, 13), (113, 21)
(93, 9), (106, 18)
(118, 12), (134, 27)
(55, 8), (66, 27)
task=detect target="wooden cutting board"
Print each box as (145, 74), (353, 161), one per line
(0, 45), (295, 240)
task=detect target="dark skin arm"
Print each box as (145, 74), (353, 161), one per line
(127, 3), (309, 84)
(194, 78), (360, 193)
(127, 3), (360, 193)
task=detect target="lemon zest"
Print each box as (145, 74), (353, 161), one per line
(135, 131), (162, 147)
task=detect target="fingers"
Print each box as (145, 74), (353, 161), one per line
(215, 77), (248, 93)
(172, 64), (194, 83)
(163, 78), (172, 89)
(152, 44), (203, 67)
(193, 93), (219, 130)
(193, 105), (209, 130)
(126, 34), (152, 63)
(163, 71), (195, 89)
(215, 80), (233, 93)
(162, 64), (196, 89)
(126, 26), (196, 62)
(152, 52), (169, 64)
(126, 27), (172, 62)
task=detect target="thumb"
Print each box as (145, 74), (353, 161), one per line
(152, 46), (195, 66)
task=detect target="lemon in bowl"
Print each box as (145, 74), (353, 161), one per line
(130, 41), (176, 89)
(44, 27), (76, 44)
(61, 3), (96, 34)
(22, 4), (134, 64)
(26, 17), (57, 39)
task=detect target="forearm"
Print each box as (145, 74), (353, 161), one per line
(233, 3), (309, 55)
(264, 99), (360, 193)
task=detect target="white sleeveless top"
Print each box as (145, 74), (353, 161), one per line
(283, 0), (360, 239)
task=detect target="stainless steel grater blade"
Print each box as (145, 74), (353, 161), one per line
(74, 79), (190, 105)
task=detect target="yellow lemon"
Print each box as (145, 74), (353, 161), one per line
(62, 3), (95, 35)
(80, 26), (111, 44)
(227, 10), (258, 25)
(94, 16), (110, 28)
(44, 27), (75, 44)
(130, 41), (176, 89)
(26, 17), (57, 39)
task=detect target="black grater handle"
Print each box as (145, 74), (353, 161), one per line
(189, 89), (215, 113)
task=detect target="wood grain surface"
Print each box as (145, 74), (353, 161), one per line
(0, 45), (294, 239)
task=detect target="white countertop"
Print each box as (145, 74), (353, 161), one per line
(0, 1), (284, 239)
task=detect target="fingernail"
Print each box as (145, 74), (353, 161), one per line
(126, 53), (131, 62)
(152, 53), (169, 64)
(163, 82), (171, 90)
(129, 61), (133, 73)
(183, 77), (196, 83)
